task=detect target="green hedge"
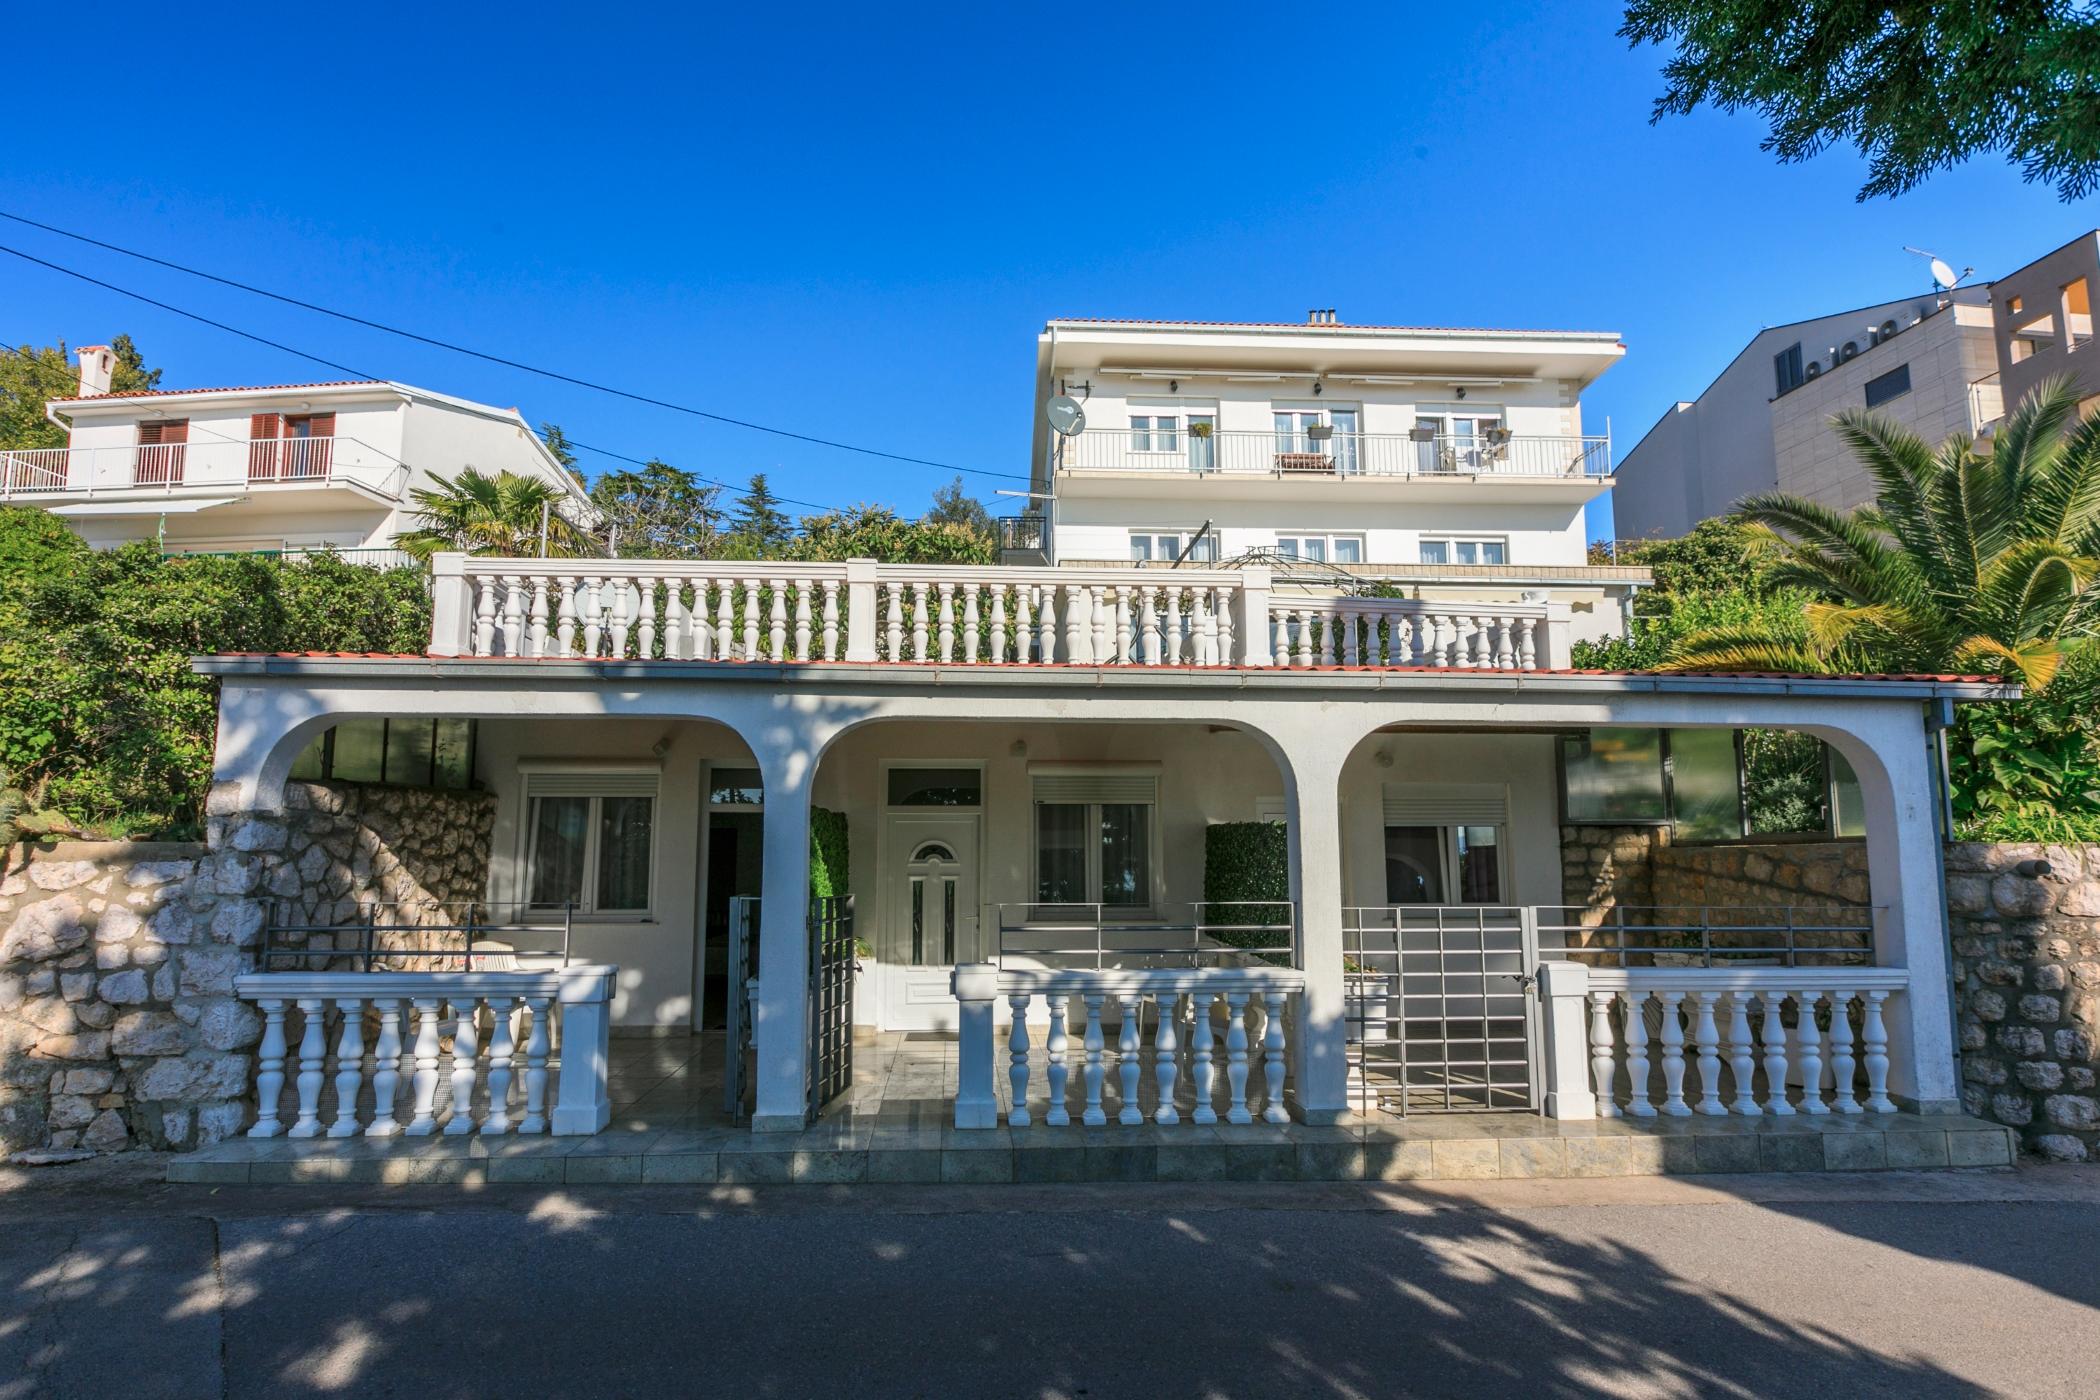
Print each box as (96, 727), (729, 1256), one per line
(1203, 821), (1288, 950)
(810, 807), (850, 899)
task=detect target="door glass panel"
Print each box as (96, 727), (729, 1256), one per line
(595, 796), (654, 911)
(1099, 803), (1150, 906)
(527, 797), (589, 908)
(1329, 409), (1359, 472)
(709, 768), (763, 806)
(1036, 803), (1088, 902)
(888, 769), (981, 806)
(1455, 826), (1502, 902)
(943, 879), (957, 962)
(1187, 414), (1215, 471)
(910, 877), (925, 963)
(1385, 826), (1447, 904)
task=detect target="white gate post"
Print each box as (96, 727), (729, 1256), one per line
(551, 964), (616, 1135)
(1536, 961), (1596, 1120)
(952, 963), (1001, 1129)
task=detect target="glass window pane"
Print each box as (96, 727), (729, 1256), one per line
(1130, 535), (1152, 562)
(527, 796), (589, 908)
(596, 796), (654, 910)
(1420, 541), (1448, 565)
(887, 767), (982, 806)
(910, 878), (925, 963)
(1670, 729), (1744, 842)
(710, 767), (763, 805)
(1158, 421), (1179, 451)
(1829, 747), (1866, 838)
(1561, 729), (1668, 823)
(1456, 542), (1478, 564)
(1303, 539), (1326, 562)
(288, 733), (327, 781)
(432, 719), (474, 789)
(1188, 534), (1215, 562)
(1277, 537), (1301, 558)
(1333, 538), (1362, 564)
(330, 719), (385, 783)
(1455, 826), (1501, 902)
(943, 879), (957, 962)
(384, 717), (434, 788)
(1099, 803), (1150, 906)
(1385, 826), (1447, 904)
(1481, 541), (1506, 565)
(1035, 803), (1089, 903)
(1131, 417), (1152, 452)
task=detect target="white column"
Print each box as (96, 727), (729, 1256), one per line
(551, 964), (616, 1135)
(844, 558), (879, 662)
(1237, 566), (1273, 666)
(428, 553), (473, 655)
(1273, 728), (1348, 1123)
(1536, 961), (1596, 1120)
(751, 745), (817, 1132)
(952, 964), (1000, 1129)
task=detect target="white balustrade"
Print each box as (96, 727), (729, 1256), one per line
(235, 965), (617, 1139)
(951, 965), (1305, 1130)
(1267, 597), (1550, 671)
(867, 565), (1247, 667)
(1541, 966), (1907, 1120)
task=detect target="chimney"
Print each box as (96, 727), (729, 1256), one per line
(1305, 308), (1339, 325)
(75, 344), (114, 397)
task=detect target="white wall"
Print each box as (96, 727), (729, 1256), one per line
(1072, 375), (1583, 442)
(1052, 493), (1591, 567)
(1336, 733), (1565, 909)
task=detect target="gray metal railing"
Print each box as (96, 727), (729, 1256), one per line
(259, 899), (575, 973)
(994, 901), (1295, 969)
(1534, 903), (1878, 969)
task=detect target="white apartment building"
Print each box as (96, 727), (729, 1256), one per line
(0, 348), (593, 559)
(1016, 313), (1642, 648)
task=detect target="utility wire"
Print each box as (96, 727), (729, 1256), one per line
(0, 209), (1031, 482)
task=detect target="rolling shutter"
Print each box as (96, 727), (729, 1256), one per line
(1382, 782), (1508, 826)
(524, 768), (660, 800)
(1031, 767), (1159, 805)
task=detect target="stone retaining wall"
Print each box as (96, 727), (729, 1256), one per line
(0, 781), (495, 1155)
(1947, 843), (2100, 1162)
(1559, 827), (1870, 911)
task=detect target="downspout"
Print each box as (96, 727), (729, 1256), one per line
(1924, 697), (1962, 1091)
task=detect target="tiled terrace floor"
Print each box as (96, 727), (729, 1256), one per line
(172, 1030), (2017, 1186)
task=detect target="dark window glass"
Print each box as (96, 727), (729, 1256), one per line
(1863, 364), (1912, 408)
(596, 796), (654, 911)
(1385, 827), (1446, 904)
(527, 796), (589, 908)
(710, 767), (763, 806)
(1455, 826), (1502, 903)
(384, 718), (435, 788)
(432, 720), (474, 789)
(288, 734), (327, 781)
(330, 719), (385, 783)
(1098, 803), (1149, 906)
(1035, 803), (1088, 902)
(887, 767), (982, 806)
(1560, 729), (1668, 823)
(1670, 728), (1745, 842)
(1774, 342), (1804, 395)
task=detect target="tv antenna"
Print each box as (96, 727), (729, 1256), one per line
(1903, 246), (1971, 292)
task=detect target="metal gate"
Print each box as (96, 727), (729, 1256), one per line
(724, 896), (760, 1124)
(807, 894), (856, 1119)
(1343, 906), (1540, 1115)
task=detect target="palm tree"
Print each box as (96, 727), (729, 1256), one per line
(1665, 377), (2100, 689)
(398, 468), (595, 561)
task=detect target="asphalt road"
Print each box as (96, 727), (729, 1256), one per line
(2, 1160), (2096, 1399)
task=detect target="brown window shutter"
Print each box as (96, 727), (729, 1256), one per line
(308, 412), (335, 437)
(161, 419), (188, 443)
(249, 413), (282, 478)
(137, 421), (164, 445)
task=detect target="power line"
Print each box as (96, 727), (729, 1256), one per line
(0, 209), (1031, 483)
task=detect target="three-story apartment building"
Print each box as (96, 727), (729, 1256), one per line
(1016, 313), (1641, 647)
(0, 348), (593, 560)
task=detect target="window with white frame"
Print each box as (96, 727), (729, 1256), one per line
(1032, 768), (1158, 910)
(1275, 532), (1365, 564)
(1418, 537), (1507, 566)
(1128, 413), (1180, 452)
(522, 769), (658, 914)
(1381, 784), (1507, 904)
(1129, 529), (1218, 563)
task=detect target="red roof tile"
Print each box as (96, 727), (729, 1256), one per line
(1048, 317), (1622, 339)
(54, 380), (387, 403)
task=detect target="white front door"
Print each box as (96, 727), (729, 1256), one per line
(880, 814), (980, 1031)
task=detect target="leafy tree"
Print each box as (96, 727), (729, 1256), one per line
(784, 504), (997, 564)
(399, 467), (594, 560)
(1623, 0), (2100, 200)
(923, 476), (996, 540)
(539, 422), (584, 485)
(1610, 517), (1781, 619)
(0, 532), (429, 837)
(591, 459), (723, 558)
(726, 473), (794, 556)
(2, 334), (164, 450)
(1662, 378), (2100, 688)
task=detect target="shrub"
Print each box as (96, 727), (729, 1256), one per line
(810, 807), (850, 899)
(1203, 821), (1289, 950)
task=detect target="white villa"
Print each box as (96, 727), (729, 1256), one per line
(173, 313), (2011, 1181)
(0, 348), (592, 560)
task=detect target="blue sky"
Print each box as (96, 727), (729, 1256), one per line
(4, 1), (2095, 539)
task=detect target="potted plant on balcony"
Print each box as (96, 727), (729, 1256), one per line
(1188, 421), (1213, 438)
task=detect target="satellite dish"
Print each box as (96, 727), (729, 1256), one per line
(1045, 394), (1086, 437)
(1929, 258), (1959, 290)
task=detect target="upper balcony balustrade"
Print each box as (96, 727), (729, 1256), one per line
(429, 555), (1570, 671)
(0, 435), (409, 502)
(1056, 427), (1612, 480)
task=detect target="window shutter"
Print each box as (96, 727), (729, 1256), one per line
(1032, 773), (1158, 805)
(525, 770), (660, 800)
(248, 413), (282, 477)
(1382, 783), (1508, 826)
(307, 411), (335, 437)
(159, 419), (187, 444)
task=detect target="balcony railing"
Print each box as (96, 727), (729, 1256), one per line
(1057, 428), (1612, 479)
(430, 556), (1571, 669)
(0, 436), (409, 500)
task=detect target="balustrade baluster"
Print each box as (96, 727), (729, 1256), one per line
(1692, 991), (1726, 1115)
(794, 583), (814, 660)
(1081, 995), (1107, 1126)
(1727, 994), (1758, 1115)
(1262, 991), (1290, 1123)
(473, 578), (498, 655)
(1516, 617), (1537, 669)
(1828, 990), (1861, 1113)
(903, 582), (925, 661)
(1587, 990), (1617, 1117)
(289, 998), (327, 1138)
(520, 995), (553, 1134)
(582, 576), (605, 656)
(1190, 992), (1218, 1124)
(1342, 610), (1362, 667)
(761, 578), (784, 659)
(1492, 616), (1515, 669)
(406, 998), (442, 1135)
(1295, 610), (1316, 668)
(1059, 584), (1083, 663)
(985, 584), (1005, 664)
(1007, 994), (1032, 1126)
(1162, 587), (1183, 665)
(1085, 586), (1106, 664)
(1044, 997), (1070, 1125)
(362, 1000), (402, 1136)
(444, 998), (481, 1135)
(884, 582), (905, 660)
(528, 578), (550, 657)
(1795, 990), (1828, 1115)
(484, 996), (516, 1134)
(1218, 588), (1236, 661)
(555, 578), (578, 657)
(1657, 990), (1690, 1115)
(1624, 992), (1656, 1117)
(1012, 584), (1033, 663)
(821, 579), (841, 660)
(1760, 993), (1794, 1115)
(962, 584), (982, 663)
(1116, 993), (1144, 1125)
(1153, 994), (1181, 1125)
(716, 580), (737, 659)
(326, 997), (366, 1138)
(249, 999), (288, 1137)
(1315, 610), (1335, 666)
(1225, 991), (1253, 1124)
(1035, 584), (1057, 662)
(609, 579), (633, 658)
(742, 582), (763, 659)
(1861, 990), (1895, 1111)
(1271, 608), (1289, 668)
